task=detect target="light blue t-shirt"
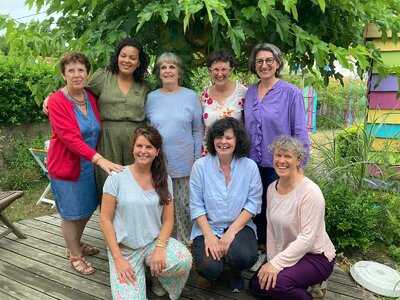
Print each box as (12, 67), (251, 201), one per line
(103, 167), (173, 249)
(145, 87), (204, 178)
(189, 155), (262, 240)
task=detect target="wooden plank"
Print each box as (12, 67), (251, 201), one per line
(327, 280), (365, 299)
(0, 247), (111, 299)
(372, 138), (400, 152)
(0, 259), (104, 300)
(364, 23), (400, 39)
(367, 109), (400, 124)
(2, 226), (109, 272)
(0, 289), (18, 300)
(0, 236), (110, 286)
(367, 123), (400, 138)
(368, 92), (400, 109)
(0, 272), (57, 300)
(369, 75), (398, 92)
(373, 40), (400, 52)
(19, 219), (106, 250)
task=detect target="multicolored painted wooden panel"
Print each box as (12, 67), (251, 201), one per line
(372, 40), (400, 52)
(369, 75), (398, 91)
(372, 138), (400, 152)
(368, 92), (400, 109)
(368, 110), (400, 124)
(380, 51), (400, 66)
(367, 123), (400, 138)
(303, 86), (317, 133)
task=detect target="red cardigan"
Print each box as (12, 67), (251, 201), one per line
(47, 89), (101, 180)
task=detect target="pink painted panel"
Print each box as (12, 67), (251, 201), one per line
(369, 92), (400, 109)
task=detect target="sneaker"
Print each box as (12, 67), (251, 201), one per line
(151, 277), (167, 297)
(307, 281), (327, 299)
(230, 273), (244, 293)
(250, 251), (267, 272)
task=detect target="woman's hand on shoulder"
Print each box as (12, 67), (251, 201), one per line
(114, 256), (136, 285)
(42, 95), (51, 115)
(257, 262), (280, 290)
(204, 234), (223, 260)
(93, 154), (123, 174)
(148, 247), (167, 277)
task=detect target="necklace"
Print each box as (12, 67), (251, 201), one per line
(66, 87), (86, 106)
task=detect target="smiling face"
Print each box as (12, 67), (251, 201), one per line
(273, 148), (301, 178)
(214, 128), (236, 159)
(209, 60), (232, 87)
(117, 46), (140, 76)
(133, 135), (159, 166)
(62, 62), (88, 92)
(159, 62), (179, 87)
(255, 50), (279, 80)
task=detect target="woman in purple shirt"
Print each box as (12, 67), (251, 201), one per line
(244, 43), (310, 252)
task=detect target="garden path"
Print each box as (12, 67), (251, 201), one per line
(0, 212), (375, 299)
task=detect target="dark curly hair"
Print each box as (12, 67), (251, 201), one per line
(108, 37), (148, 83)
(206, 117), (250, 159)
(206, 49), (235, 69)
(132, 126), (171, 205)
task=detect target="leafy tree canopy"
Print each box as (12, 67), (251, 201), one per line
(1, 0), (400, 100)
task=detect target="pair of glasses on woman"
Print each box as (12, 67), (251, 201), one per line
(255, 57), (275, 66)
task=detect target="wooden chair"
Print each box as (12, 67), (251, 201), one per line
(28, 148), (55, 207)
(0, 191), (26, 239)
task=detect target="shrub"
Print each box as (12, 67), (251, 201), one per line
(0, 55), (54, 124)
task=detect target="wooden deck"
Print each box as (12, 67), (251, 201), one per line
(0, 212), (375, 300)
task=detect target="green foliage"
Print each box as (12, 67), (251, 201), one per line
(0, 55), (56, 124)
(0, 133), (48, 190)
(323, 183), (380, 252)
(0, 0), (398, 97)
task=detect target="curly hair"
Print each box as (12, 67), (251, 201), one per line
(248, 43), (284, 78)
(206, 117), (250, 159)
(269, 135), (306, 163)
(132, 126), (171, 205)
(206, 49), (235, 69)
(108, 37), (148, 83)
(60, 52), (91, 75)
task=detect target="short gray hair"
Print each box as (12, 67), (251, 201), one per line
(269, 136), (305, 162)
(249, 43), (284, 77)
(154, 52), (183, 85)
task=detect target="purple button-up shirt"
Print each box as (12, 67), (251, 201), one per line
(244, 80), (310, 168)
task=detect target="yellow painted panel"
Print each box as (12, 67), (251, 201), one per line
(372, 138), (400, 152)
(373, 40), (400, 52)
(368, 110), (400, 124)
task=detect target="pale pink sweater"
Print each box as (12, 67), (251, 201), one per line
(266, 177), (336, 271)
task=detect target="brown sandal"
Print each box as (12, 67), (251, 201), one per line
(66, 243), (99, 258)
(70, 255), (95, 275)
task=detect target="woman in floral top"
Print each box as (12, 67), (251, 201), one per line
(200, 50), (247, 154)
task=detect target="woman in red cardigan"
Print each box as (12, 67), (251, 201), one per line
(48, 52), (122, 275)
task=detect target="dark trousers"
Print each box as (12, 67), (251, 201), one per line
(250, 253), (335, 300)
(254, 166), (278, 247)
(192, 226), (258, 281)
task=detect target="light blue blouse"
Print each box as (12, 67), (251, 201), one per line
(145, 87), (204, 178)
(103, 167), (173, 249)
(189, 155), (262, 240)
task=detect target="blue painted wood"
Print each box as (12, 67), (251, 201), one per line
(367, 123), (400, 138)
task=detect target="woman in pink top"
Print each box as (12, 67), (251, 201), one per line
(250, 136), (335, 300)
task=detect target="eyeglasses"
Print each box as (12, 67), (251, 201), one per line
(255, 57), (275, 66)
(209, 67), (231, 74)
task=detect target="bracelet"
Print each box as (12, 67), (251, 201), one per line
(155, 239), (167, 249)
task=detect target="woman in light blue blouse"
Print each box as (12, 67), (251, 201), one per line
(190, 117), (262, 292)
(145, 52), (204, 246)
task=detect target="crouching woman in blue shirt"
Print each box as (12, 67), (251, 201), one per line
(190, 117), (262, 292)
(100, 126), (192, 300)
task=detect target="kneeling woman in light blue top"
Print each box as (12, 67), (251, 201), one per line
(190, 117), (262, 292)
(145, 52), (204, 245)
(100, 126), (192, 300)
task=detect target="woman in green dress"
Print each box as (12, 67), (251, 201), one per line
(45, 38), (149, 194)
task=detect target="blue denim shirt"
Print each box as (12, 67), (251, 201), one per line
(189, 155), (262, 240)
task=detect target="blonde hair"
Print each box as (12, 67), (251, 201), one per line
(269, 136), (305, 162)
(154, 52), (183, 85)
